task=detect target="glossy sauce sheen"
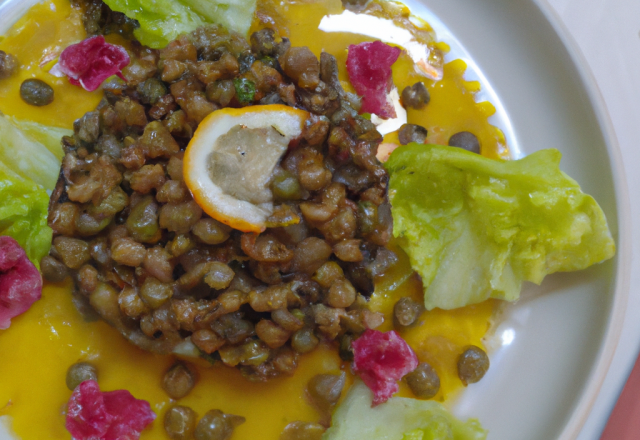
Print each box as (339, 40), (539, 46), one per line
(0, 0), (499, 438)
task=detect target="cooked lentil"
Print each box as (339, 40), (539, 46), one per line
(48, 22), (396, 382)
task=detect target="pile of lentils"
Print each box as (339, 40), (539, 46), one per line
(42, 0), (488, 390)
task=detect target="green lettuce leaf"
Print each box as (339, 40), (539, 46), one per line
(384, 144), (615, 310)
(5, 116), (71, 161)
(103, 0), (257, 48)
(322, 381), (487, 440)
(0, 161), (53, 268)
(0, 114), (60, 190)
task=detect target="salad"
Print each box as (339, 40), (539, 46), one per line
(0, 0), (615, 439)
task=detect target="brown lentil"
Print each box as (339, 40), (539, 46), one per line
(48, 22), (394, 381)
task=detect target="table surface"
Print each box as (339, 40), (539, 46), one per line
(541, 0), (640, 438)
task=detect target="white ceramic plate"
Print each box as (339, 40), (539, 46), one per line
(0, 0), (631, 439)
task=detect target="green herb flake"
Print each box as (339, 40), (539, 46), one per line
(233, 78), (256, 104)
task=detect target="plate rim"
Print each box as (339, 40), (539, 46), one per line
(529, 0), (633, 438)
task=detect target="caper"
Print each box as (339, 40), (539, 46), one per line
(194, 409), (245, 440)
(164, 405), (197, 440)
(20, 78), (54, 106)
(405, 362), (440, 399)
(163, 361), (198, 399)
(448, 131), (480, 154)
(307, 373), (345, 413)
(0, 50), (19, 79)
(457, 345), (490, 385)
(401, 81), (430, 109)
(393, 297), (423, 327)
(398, 123), (428, 145)
(66, 362), (98, 390)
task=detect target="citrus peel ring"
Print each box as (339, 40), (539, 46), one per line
(183, 104), (310, 233)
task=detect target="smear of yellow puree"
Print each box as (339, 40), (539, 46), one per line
(0, 0), (102, 128)
(0, 0), (496, 438)
(0, 281), (350, 439)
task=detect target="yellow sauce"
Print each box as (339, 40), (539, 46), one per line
(0, 0), (500, 438)
(0, 0), (102, 127)
(252, 0), (508, 159)
(369, 245), (495, 402)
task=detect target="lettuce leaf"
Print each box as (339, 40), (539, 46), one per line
(5, 116), (71, 161)
(0, 161), (53, 268)
(0, 114), (62, 267)
(103, 0), (257, 49)
(0, 114), (60, 190)
(322, 381), (487, 440)
(385, 144), (615, 310)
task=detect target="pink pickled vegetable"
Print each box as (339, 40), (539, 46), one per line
(346, 41), (401, 119)
(352, 329), (419, 405)
(56, 36), (130, 92)
(0, 236), (42, 329)
(66, 380), (155, 440)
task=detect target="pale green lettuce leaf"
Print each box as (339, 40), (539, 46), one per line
(5, 116), (71, 161)
(0, 114), (60, 190)
(384, 144), (615, 310)
(103, 0), (257, 49)
(322, 381), (487, 440)
(0, 161), (53, 268)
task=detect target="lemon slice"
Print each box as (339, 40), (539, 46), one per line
(184, 105), (310, 233)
